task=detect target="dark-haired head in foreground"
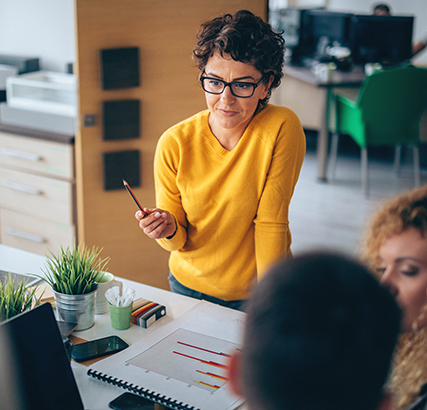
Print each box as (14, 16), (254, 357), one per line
(228, 251), (401, 410)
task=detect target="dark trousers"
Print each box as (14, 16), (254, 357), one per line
(168, 273), (246, 312)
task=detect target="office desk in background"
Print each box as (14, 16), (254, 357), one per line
(273, 64), (427, 181)
(0, 244), (242, 410)
(271, 65), (365, 181)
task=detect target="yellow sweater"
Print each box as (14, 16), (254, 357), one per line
(154, 104), (306, 300)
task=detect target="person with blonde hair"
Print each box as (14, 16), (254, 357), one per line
(362, 185), (427, 410)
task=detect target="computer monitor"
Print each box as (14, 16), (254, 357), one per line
(269, 8), (352, 65)
(349, 15), (414, 65)
(302, 10), (352, 58)
(269, 7), (322, 64)
(309, 10), (352, 46)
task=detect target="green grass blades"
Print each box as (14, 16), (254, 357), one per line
(0, 273), (41, 321)
(39, 242), (110, 295)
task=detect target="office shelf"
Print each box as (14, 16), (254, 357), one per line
(6, 71), (77, 117)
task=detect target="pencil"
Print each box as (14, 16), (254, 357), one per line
(122, 180), (148, 216)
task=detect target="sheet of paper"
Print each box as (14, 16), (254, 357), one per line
(89, 301), (246, 410)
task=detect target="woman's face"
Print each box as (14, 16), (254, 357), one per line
(203, 52), (272, 142)
(379, 227), (427, 332)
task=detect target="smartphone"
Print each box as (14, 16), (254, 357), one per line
(71, 335), (129, 362)
(109, 392), (155, 410)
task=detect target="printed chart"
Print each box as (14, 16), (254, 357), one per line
(127, 328), (240, 392)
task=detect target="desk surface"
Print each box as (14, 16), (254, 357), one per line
(0, 244), (233, 410)
(0, 244), (200, 343)
(285, 64), (365, 88)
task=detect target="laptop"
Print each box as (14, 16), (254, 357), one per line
(0, 302), (84, 410)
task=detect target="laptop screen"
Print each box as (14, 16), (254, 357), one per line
(0, 303), (84, 410)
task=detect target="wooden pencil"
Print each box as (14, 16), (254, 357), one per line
(122, 180), (148, 216)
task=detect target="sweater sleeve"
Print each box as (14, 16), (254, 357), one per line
(254, 109), (306, 278)
(153, 131), (188, 252)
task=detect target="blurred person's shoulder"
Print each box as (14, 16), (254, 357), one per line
(405, 384), (427, 410)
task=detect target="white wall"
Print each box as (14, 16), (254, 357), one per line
(0, 0), (425, 72)
(0, 0), (75, 72)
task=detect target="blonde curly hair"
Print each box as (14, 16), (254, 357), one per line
(361, 185), (427, 409)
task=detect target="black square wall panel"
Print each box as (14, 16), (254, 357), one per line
(103, 150), (140, 191)
(103, 99), (140, 140)
(100, 47), (140, 90)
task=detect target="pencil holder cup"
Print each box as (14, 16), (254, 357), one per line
(95, 271), (123, 315)
(109, 303), (133, 330)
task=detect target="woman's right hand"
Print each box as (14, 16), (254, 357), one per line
(135, 208), (177, 240)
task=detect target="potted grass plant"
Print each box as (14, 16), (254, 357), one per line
(0, 274), (41, 321)
(40, 242), (110, 331)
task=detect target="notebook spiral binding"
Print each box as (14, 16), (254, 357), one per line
(87, 368), (199, 410)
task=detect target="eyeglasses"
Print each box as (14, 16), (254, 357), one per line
(200, 75), (264, 98)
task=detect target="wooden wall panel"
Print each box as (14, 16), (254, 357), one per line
(74, 0), (267, 288)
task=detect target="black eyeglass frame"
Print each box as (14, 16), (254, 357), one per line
(199, 75), (264, 98)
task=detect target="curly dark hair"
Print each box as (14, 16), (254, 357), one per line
(192, 10), (285, 105)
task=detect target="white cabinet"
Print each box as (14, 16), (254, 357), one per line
(0, 130), (75, 255)
(6, 71), (77, 117)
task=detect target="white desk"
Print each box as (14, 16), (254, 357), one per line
(0, 244), (235, 410)
(71, 280), (203, 410)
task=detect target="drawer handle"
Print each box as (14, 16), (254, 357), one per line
(5, 228), (46, 243)
(1, 147), (42, 162)
(1, 179), (42, 195)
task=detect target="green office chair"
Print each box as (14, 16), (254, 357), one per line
(329, 65), (427, 196)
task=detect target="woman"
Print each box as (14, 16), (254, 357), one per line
(136, 10), (306, 309)
(362, 185), (427, 410)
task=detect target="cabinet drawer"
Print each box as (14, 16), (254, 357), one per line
(0, 132), (73, 179)
(0, 209), (75, 256)
(0, 168), (74, 225)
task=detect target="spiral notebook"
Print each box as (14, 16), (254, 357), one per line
(87, 301), (246, 410)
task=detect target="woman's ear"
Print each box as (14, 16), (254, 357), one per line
(227, 351), (244, 397)
(260, 74), (274, 100)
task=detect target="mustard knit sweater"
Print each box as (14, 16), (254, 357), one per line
(154, 104), (306, 301)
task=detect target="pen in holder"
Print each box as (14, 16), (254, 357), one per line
(106, 287), (135, 330)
